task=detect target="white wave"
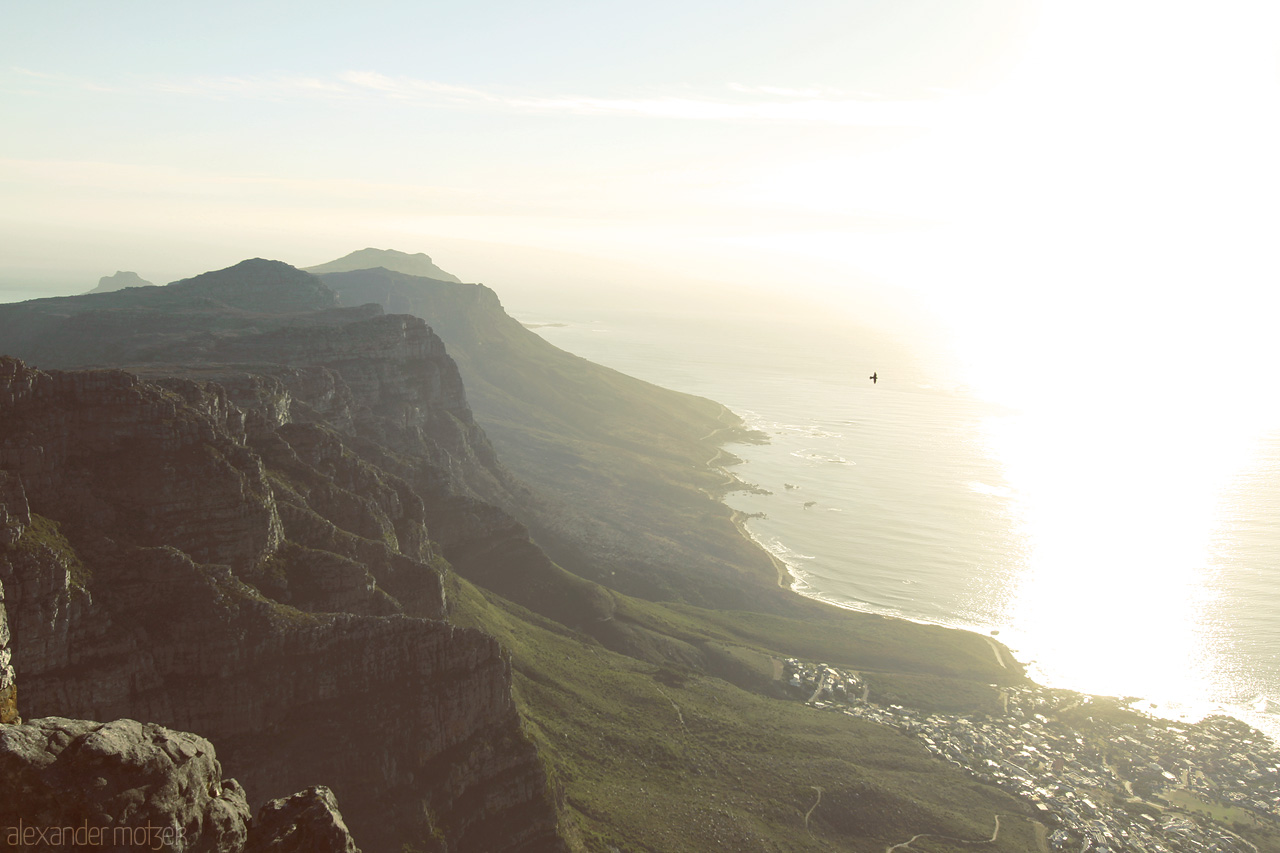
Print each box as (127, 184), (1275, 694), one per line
(762, 536), (816, 564)
(745, 418), (841, 438)
(789, 448), (851, 464)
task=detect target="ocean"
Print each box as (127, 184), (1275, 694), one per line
(521, 302), (1280, 744)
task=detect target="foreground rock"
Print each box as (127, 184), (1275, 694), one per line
(0, 717), (360, 852)
(243, 787), (359, 853)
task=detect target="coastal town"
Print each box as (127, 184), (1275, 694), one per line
(783, 659), (1280, 852)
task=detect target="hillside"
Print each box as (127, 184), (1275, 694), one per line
(317, 265), (784, 611)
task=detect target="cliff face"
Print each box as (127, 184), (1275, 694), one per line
(0, 360), (282, 574)
(0, 346), (564, 851)
(197, 313), (506, 495)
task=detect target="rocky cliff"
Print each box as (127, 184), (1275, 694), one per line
(0, 325), (565, 851)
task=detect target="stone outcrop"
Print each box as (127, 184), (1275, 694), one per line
(1, 717), (254, 852)
(0, 717), (362, 853)
(244, 786), (359, 853)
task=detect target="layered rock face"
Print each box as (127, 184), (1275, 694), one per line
(0, 717), (361, 853)
(0, 322), (564, 851)
(0, 359), (282, 573)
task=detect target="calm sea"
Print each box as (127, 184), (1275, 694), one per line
(522, 304), (1280, 744)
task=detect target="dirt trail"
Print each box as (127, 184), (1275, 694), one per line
(885, 814), (1003, 852)
(984, 636), (1008, 669)
(803, 787), (823, 834)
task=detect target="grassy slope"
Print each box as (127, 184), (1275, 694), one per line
(446, 573), (1038, 853)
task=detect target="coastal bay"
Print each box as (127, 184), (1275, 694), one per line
(526, 303), (1280, 748)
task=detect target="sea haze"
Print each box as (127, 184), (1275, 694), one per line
(526, 305), (1280, 744)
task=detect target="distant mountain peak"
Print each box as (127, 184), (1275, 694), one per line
(168, 258), (338, 313)
(305, 248), (463, 283)
(88, 270), (154, 294)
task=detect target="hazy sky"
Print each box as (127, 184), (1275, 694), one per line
(2, 0), (1030, 280)
(3, 0), (1278, 407)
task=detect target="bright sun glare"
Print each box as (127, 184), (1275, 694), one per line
(865, 1), (1280, 710)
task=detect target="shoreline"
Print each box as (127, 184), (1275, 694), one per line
(704, 423), (1027, 672)
(703, 426), (1280, 747)
(728, 508), (793, 591)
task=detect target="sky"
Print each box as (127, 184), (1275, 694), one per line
(3, 0), (1279, 412)
(1, 0), (1030, 283)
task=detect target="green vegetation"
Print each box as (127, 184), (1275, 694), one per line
(863, 672), (1005, 717)
(606, 594), (1019, 686)
(446, 573), (1036, 852)
(1166, 789), (1257, 826)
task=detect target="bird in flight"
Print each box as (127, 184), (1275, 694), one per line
(870, 372), (877, 384)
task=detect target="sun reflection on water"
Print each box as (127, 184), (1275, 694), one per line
(978, 398), (1272, 720)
